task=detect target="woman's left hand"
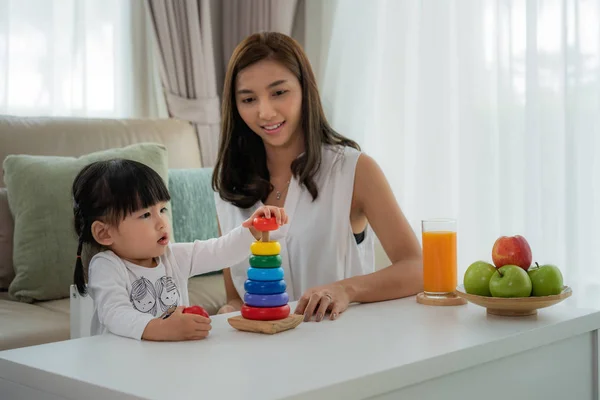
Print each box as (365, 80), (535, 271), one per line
(294, 282), (350, 322)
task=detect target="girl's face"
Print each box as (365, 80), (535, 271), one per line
(235, 59), (303, 151)
(109, 202), (170, 267)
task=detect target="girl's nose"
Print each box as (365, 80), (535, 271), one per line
(157, 214), (166, 229)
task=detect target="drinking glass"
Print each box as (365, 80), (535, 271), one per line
(422, 219), (457, 297)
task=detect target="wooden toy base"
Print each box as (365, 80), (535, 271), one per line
(227, 314), (304, 334)
(416, 292), (467, 306)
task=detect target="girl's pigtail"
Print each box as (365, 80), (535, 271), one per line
(74, 227), (87, 296)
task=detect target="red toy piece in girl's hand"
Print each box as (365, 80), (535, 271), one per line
(183, 305), (209, 318)
(253, 216), (279, 232)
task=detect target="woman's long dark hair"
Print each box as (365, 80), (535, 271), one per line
(212, 32), (360, 209)
(72, 159), (170, 295)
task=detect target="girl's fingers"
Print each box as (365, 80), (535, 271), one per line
(273, 208), (282, 225)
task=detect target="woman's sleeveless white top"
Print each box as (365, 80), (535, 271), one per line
(214, 145), (375, 301)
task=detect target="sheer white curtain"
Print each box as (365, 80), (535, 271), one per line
(312, 0), (599, 296)
(0, 0), (166, 118)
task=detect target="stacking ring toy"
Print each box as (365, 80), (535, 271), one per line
(249, 255), (282, 268)
(244, 279), (286, 295)
(250, 241), (281, 256)
(247, 266), (284, 281)
(241, 304), (291, 321)
(244, 292), (289, 307)
(228, 216), (302, 332)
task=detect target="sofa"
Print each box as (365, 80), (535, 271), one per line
(0, 115), (391, 352)
(0, 115), (231, 351)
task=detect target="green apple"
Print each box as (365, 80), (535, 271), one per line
(528, 262), (563, 296)
(489, 265), (532, 298)
(464, 261), (496, 296)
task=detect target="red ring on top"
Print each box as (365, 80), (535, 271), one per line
(252, 216), (279, 232)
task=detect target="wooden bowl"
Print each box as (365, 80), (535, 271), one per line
(454, 285), (572, 316)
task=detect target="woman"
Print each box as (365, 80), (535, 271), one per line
(212, 32), (423, 322)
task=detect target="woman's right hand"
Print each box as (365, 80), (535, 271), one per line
(142, 306), (212, 341)
(217, 304), (237, 314)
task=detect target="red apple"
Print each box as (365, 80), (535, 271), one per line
(183, 305), (209, 318)
(492, 235), (533, 271)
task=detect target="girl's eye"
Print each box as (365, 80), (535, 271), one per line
(274, 90), (287, 96)
(241, 97), (255, 104)
(140, 212), (151, 219)
(160, 207), (168, 213)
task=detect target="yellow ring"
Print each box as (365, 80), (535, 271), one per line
(251, 241), (281, 256)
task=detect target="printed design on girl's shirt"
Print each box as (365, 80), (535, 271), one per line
(155, 276), (180, 312)
(130, 277), (158, 315)
(129, 275), (180, 316)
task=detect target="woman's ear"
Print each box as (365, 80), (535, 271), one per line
(91, 221), (114, 246)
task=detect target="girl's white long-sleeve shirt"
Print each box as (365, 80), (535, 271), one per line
(87, 225), (255, 340)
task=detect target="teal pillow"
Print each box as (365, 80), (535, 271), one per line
(3, 143), (170, 302)
(168, 168), (219, 242)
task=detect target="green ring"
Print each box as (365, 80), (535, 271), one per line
(249, 255), (282, 268)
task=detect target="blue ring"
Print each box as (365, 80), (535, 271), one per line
(247, 267), (284, 281)
(244, 292), (289, 307)
(244, 279), (287, 295)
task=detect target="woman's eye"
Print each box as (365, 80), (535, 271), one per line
(241, 97), (255, 104)
(274, 90), (287, 96)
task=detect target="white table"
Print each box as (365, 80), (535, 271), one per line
(1, 297), (600, 400)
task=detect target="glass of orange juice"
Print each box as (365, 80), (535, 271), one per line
(422, 219), (457, 297)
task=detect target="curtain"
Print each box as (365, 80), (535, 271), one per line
(0, 0), (166, 118)
(146, 0), (299, 167)
(217, 0), (299, 92)
(146, 0), (221, 167)
(314, 0), (599, 298)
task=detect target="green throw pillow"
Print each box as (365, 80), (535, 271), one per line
(3, 143), (170, 303)
(168, 168), (218, 242)
(168, 168), (220, 277)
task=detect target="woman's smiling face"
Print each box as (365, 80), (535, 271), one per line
(235, 59), (304, 150)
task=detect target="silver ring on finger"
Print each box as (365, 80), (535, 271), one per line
(323, 293), (333, 302)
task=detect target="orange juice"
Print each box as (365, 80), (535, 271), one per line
(422, 231), (457, 294)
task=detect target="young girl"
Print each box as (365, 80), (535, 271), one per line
(72, 158), (286, 342)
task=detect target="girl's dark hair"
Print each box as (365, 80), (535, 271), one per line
(72, 159), (170, 296)
(212, 31), (360, 209)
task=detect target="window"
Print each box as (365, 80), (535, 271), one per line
(0, 0), (164, 118)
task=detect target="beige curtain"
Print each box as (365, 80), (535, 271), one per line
(146, 0), (300, 167)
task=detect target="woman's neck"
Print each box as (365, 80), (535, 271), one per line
(265, 134), (305, 178)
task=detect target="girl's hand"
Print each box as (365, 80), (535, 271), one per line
(242, 205), (288, 238)
(142, 306), (212, 341)
(165, 306), (212, 340)
(294, 283), (351, 322)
